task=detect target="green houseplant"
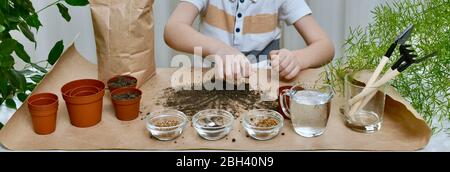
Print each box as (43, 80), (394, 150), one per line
(0, 0), (89, 129)
(326, 0), (449, 132)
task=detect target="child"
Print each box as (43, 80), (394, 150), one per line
(164, 0), (334, 80)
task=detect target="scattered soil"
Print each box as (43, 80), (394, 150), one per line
(157, 82), (278, 117)
(108, 76), (137, 88)
(112, 92), (140, 100)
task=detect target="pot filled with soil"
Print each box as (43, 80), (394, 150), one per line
(111, 87), (142, 121)
(61, 79), (105, 128)
(27, 93), (59, 135)
(107, 75), (137, 92)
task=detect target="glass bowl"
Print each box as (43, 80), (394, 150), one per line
(242, 109), (284, 141)
(193, 109), (234, 141)
(146, 109), (188, 141)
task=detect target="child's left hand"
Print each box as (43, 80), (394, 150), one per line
(270, 49), (303, 80)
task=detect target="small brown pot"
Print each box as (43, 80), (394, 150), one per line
(61, 79), (105, 128)
(107, 75), (137, 92)
(111, 87), (142, 121)
(27, 93), (58, 135)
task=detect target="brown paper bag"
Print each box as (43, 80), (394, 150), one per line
(89, 0), (156, 87)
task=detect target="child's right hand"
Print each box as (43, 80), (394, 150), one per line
(213, 47), (251, 81)
(270, 49), (303, 80)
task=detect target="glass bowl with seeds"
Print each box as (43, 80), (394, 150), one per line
(146, 109), (188, 141)
(242, 109), (284, 141)
(193, 109), (234, 141)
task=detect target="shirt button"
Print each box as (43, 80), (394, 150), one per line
(237, 13), (242, 18)
(240, 0), (244, 3)
(236, 28), (241, 33)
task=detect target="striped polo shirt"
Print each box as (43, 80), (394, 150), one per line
(181, 0), (312, 58)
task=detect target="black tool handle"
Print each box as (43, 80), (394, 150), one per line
(385, 43), (397, 58)
(391, 57), (404, 70)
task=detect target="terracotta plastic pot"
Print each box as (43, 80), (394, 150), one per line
(62, 79), (104, 97)
(61, 79), (105, 128)
(27, 93), (58, 135)
(107, 75), (137, 92)
(111, 87), (142, 121)
(69, 86), (100, 97)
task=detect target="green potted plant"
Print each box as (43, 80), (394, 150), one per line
(325, 0), (449, 132)
(0, 0), (89, 128)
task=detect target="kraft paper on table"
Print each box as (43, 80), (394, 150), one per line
(0, 45), (431, 151)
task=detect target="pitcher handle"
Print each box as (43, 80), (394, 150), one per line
(280, 89), (291, 118)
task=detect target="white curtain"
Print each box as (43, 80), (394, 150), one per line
(13, 0), (392, 69)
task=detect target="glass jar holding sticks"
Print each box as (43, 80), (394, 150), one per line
(344, 71), (386, 133)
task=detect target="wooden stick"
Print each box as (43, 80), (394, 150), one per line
(349, 91), (377, 116)
(347, 70), (400, 116)
(350, 70), (399, 103)
(349, 66), (396, 105)
(348, 56), (390, 107)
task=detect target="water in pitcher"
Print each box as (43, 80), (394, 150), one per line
(290, 89), (331, 137)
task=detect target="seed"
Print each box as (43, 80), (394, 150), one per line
(155, 120), (180, 127)
(255, 118), (278, 128)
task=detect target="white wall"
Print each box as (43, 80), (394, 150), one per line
(13, 0), (394, 70)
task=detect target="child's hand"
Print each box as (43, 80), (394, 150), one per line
(213, 47), (251, 81)
(270, 49), (302, 80)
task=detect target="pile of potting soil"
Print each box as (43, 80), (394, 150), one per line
(156, 82), (278, 117)
(108, 76), (137, 88)
(112, 92), (140, 100)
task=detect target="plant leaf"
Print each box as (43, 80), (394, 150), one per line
(0, 55), (15, 68)
(7, 69), (27, 91)
(64, 0), (89, 6)
(0, 39), (18, 55)
(18, 69), (34, 76)
(18, 22), (35, 42)
(0, 0), (7, 11)
(31, 63), (48, 73)
(26, 82), (37, 92)
(48, 40), (64, 65)
(5, 98), (16, 109)
(0, 25), (5, 32)
(17, 92), (28, 102)
(25, 14), (42, 31)
(0, 78), (8, 99)
(7, 16), (20, 23)
(30, 75), (44, 83)
(14, 42), (31, 63)
(56, 3), (71, 22)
